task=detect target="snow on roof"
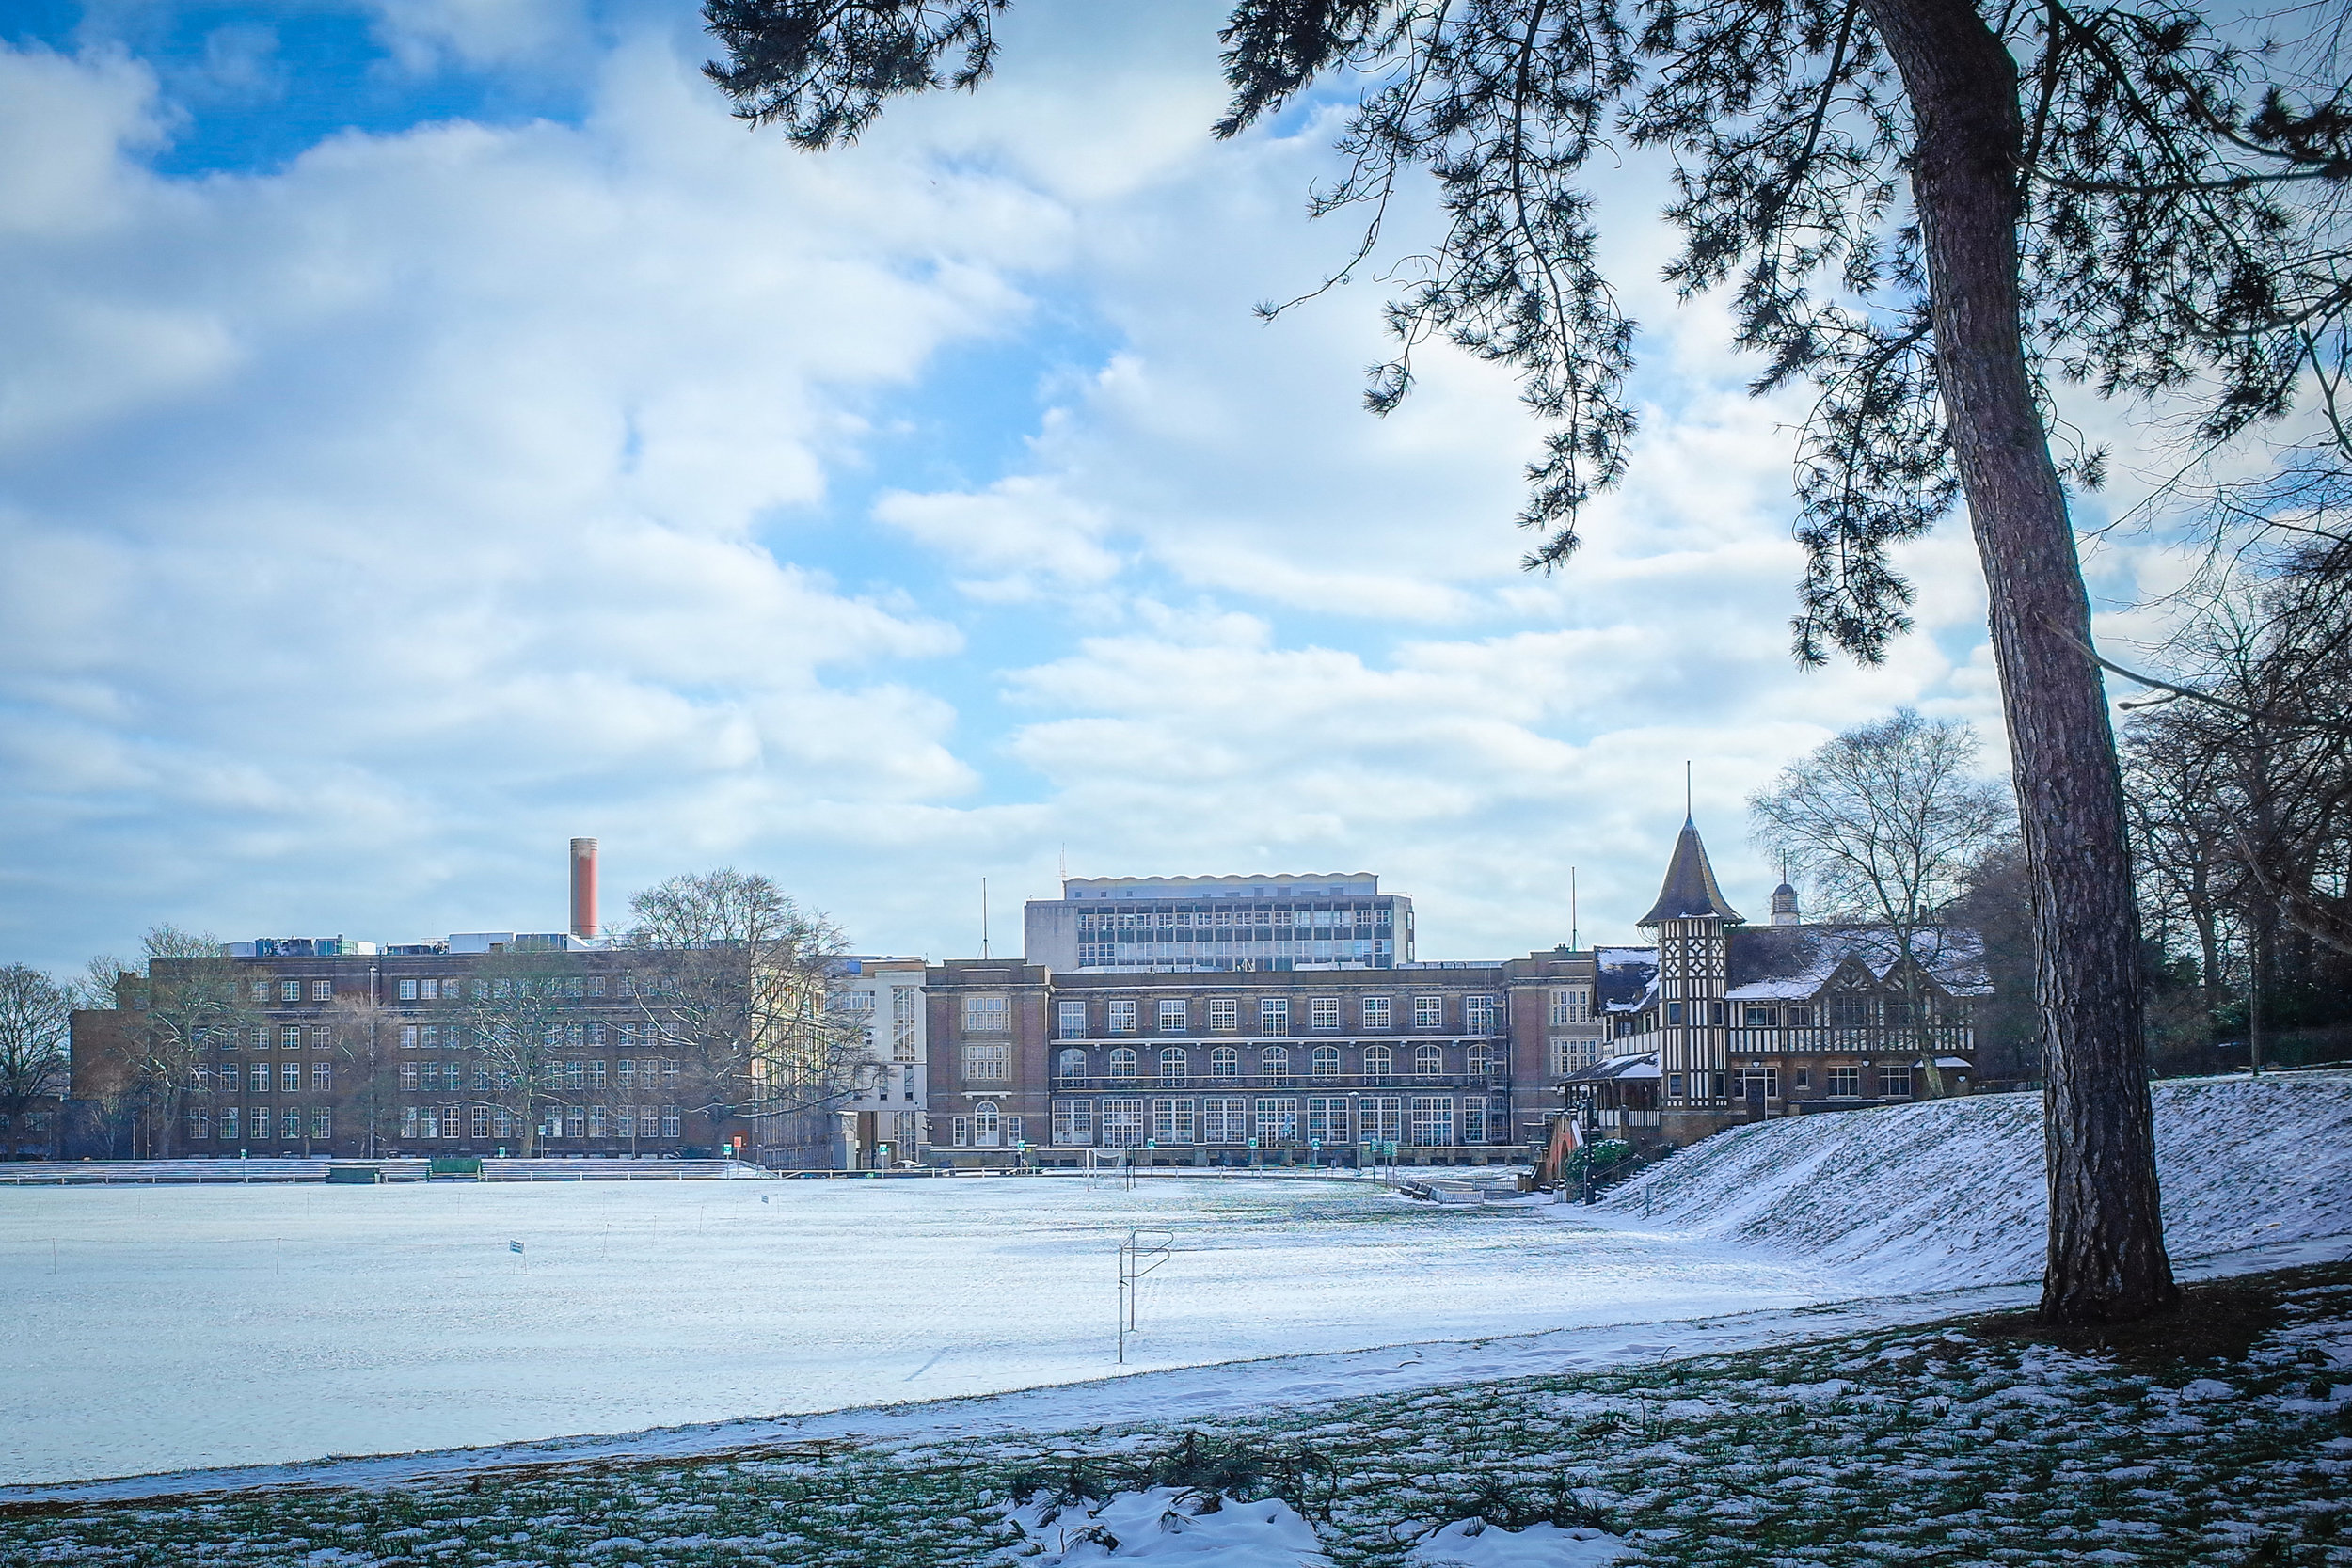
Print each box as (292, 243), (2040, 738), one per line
(1723, 924), (1992, 1000)
(1594, 945), (1658, 1012)
(1565, 1052), (1661, 1082)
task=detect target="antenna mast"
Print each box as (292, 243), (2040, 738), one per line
(981, 877), (990, 960)
(1570, 865), (1579, 952)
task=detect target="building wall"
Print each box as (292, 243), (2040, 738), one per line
(66, 949), (771, 1160)
(923, 951), (1595, 1166)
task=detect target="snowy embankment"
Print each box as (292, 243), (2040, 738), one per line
(1598, 1070), (2352, 1290)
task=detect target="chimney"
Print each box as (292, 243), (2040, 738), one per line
(570, 838), (599, 939)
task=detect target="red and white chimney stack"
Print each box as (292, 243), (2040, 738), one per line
(569, 837), (599, 939)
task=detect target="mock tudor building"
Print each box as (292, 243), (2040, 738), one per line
(1568, 817), (1985, 1145)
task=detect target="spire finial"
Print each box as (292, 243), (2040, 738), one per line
(1684, 760), (1692, 823)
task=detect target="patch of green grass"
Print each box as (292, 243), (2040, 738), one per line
(9, 1259), (2351, 1567)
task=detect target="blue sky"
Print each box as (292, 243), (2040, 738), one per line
(0, 0), (2175, 972)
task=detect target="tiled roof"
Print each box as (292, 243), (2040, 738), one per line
(1637, 819), (1746, 926)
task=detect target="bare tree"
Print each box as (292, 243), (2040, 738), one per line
(453, 953), (583, 1159)
(325, 990), (398, 1157)
(123, 927), (263, 1158)
(623, 869), (865, 1153)
(0, 965), (71, 1159)
(1750, 711), (2015, 1071)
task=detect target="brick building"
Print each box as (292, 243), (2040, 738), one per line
(920, 946), (1601, 1169)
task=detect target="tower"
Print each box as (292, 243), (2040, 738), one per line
(1636, 816), (1744, 1113)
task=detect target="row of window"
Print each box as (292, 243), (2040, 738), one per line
(398, 1104), (685, 1140)
(1074, 905), (1394, 932)
(1664, 1065), (1915, 1101)
(1015, 993), (1512, 1038)
(199, 1064), (330, 1093)
(394, 1058), (680, 1092)
(185, 1107), (330, 1140)
(1041, 1095), (1505, 1148)
(1047, 1043), (1505, 1083)
(1646, 998), (1962, 1029)
(209, 1026), (330, 1051)
(0, 1111), (53, 1132)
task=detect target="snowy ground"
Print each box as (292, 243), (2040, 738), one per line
(1588, 1072), (2352, 1290)
(6, 1071), (2346, 1504)
(0, 1173), (1840, 1486)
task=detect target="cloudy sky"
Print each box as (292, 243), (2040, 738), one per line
(0, 0), (2185, 972)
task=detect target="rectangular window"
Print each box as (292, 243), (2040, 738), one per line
(1787, 1006), (1815, 1027)
(1259, 997), (1289, 1035)
(1052, 1100), (1094, 1145)
(280, 1063), (300, 1093)
(1107, 1000), (1138, 1034)
(471, 1105), (490, 1138)
(1309, 997), (1341, 1029)
(1465, 994), (1499, 1033)
(311, 1110), (332, 1137)
(418, 978), (437, 1001)
(1667, 1071), (1687, 1100)
(1255, 1097), (1300, 1146)
(962, 995), (1009, 1033)
(1461, 1097), (1489, 1144)
(187, 1107), (209, 1140)
(1305, 1096), (1349, 1145)
(1359, 995), (1391, 1028)
(195, 1065), (212, 1093)
(567, 1060), (586, 1090)
(1408, 1096), (1455, 1147)
(1878, 1065), (1913, 1097)
(661, 1107), (682, 1137)
(1794, 1067), (1810, 1090)
(1207, 997), (1239, 1032)
(1413, 995), (1443, 1028)
(1829, 996), (1873, 1030)
(281, 980), (302, 1003)
(398, 979), (418, 1001)
(1057, 1000), (1088, 1039)
(961, 1043), (1011, 1081)
(564, 1106), (583, 1137)
(617, 1058), (634, 1086)
(1666, 1002), (1685, 1024)
(399, 1024), (418, 1050)
(398, 1106), (418, 1139)
(281, 1026), (302, 1052)
(1360, 1096), (1402, 1142)
(1100, 1098), (1146, 1148)
(310, 979), (332, 1001)
(952, 1117), (970, 1148)
(221, 1107), (240, 1140)
(1201, 1097), (1248, 1145)
(1152, 1097), (1197, 1145)
(1827, 1066), (1862, 1096)
(589, 1060), (607, 1089)
(1157, 999), (1187, 1034)
(588, 1105), (608, 1137)
(250, 1064), (271, 1093)
(1006, 1115), (1024, 1148)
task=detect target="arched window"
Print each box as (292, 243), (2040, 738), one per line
(1057, 1048), (1087, 1083)
(1415, 1044), (1445, 1078)
(1467, 1043), (1502, 1080)
(1210, 1046), (1241, 1080)
(974, 1101), (1001, 1146)
(1159, 1047), (1190, 1082)
(1263, 1045), (1292, 1085)
(1362, 1044), (1392, 1081)
(1108, 1047), (1138, 1080)
(1311, 1045), (1342, 1079)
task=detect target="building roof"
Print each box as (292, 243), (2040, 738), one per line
(1637, 819), (1746, 927)
(1722, 925), (1994, 1000)
(1593, 945), (1659, 1012)
(1565, 1051), (1661, 1083)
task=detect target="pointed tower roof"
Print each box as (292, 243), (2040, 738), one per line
(1637, 818), (1747, 927)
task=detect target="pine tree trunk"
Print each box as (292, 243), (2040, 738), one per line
(1860, 0), (2178, 1323)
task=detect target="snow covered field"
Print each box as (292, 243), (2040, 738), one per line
(0, 1174), (1837, 1486)
(1596, 1071), (2352, 1289)
(7, 1072), (2345, 1495)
